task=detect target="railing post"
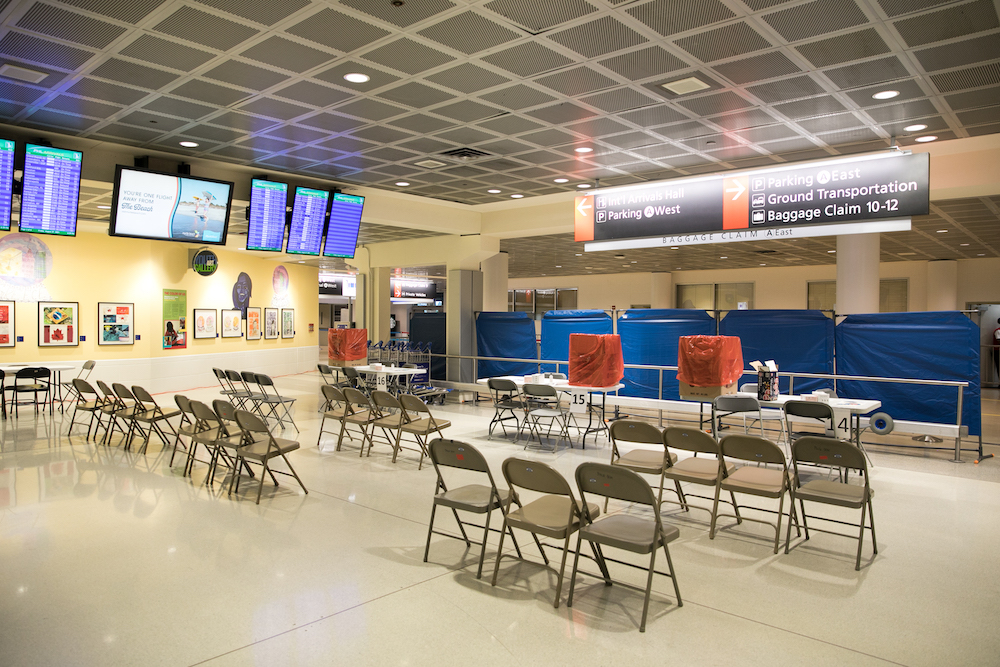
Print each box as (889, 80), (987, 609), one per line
(658, 369), (663, 400)
(954, 385), (964, 463)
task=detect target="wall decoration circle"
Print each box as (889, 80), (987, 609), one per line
(0, 233), (54, 301)
(191, 248), (219, 276)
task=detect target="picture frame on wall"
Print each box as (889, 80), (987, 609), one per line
(193, 308), (217, 339)
(38, 301), (79, 347)
(246, 307), (261, 341)
(98, 302), (134, 345)
(221, 309), (242, 338)
(264, 308), (279, 339)
(281, 308), (294, 339)
(0, 300), (14, 347)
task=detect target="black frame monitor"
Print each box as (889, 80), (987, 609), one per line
(285, 186), (329, 256)
(109, 165), (234, 245)
(19, 143), (83, 237)
(0, 138), (14, 232)
(247, 178), (288, 252)
(322, 193), (365, 259)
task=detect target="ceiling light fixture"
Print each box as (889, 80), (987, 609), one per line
(575, 253), (582, 256)
(574, 147), (593, 153)
(961, 243), (970, 246)
(978, 253), (986, 256)
(670, 246), (678, 250)
(577, 183), (592, 188)
(872, 90), (899, 100)
(661, 76), (710, 95)
(487, 189), (501, 194)
(614, 254), (625, 259)
(828, 250), (836, 253)
(915, 135), (937, 143)
(936, 229), (948, 233)
(395, 181), (409, 186)
(904, 124), (928, 132)
(96, 205), (111, 209)
(510, 194), (523, 198)
(554, 178), (569, 183)
(343, 73), (370, 83)
(720, 256), (727, 259)
(555, 265), (561, 268)
(179, 141), (199, 147)
(760, 263), (767, 266)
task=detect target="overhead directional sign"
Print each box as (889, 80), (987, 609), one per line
(575, 152), (929, 249)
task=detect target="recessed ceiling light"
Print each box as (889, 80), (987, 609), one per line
(510, 194), (523, 198)
(585, 266), (593, 269)
(622, 264), (629, 267)
(936, 229), (948, 233)
(720, 256), (727, 259)
(575, 253), (582, 256)
(298, 260), (305, 264)
(661, 76), (710, 95)
(760, 263), (767, 266)
(675, 266), (681, 270)
(961, 243), (970, 246)
(631, 260), (637, 263)
(554, 178), (569, 183)
(978, 253), (986, 256)
(915, 135), (937, 143)
(904, 124), (928, 132)
(179, 141), (199, 147)
(555, 265), (561, 268)
(574, 147), (593, 153)
(96, 205), (111, 209)
(872, 90), (899, 100)
(614, 254), (625, 259)
(577, 183), (592, 189)
(899, 252), (915, 255)
(395, 181), (410, 186)
(344, 73), (370, 83)
(828, 250), (836, 253)
(487, 189), (501, 194)
(670, 246), (678, 250)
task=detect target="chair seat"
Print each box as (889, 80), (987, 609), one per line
(506, 495), (601, 539)
(529, 408), (566, 419)
(14, 384), (47, 392)
(496, 399), (526, 410)
(434, 484), (511, 513)
(580, 514), (679, 554)
(796, 479), (872, 508)
(401, 417), (450, 435)
(238, 437), (300, 460)
(259, 396), (295, 404)
(345, 410), (375, 424)
(722, 466), (786, 497)
(615, 449), (677, 474)
(323, 405), (349, 419)
(75, 400), (102, 412)
(191, 427), (225, 445)
(666, 457), (734, 484)
(374, 414), (405, 429)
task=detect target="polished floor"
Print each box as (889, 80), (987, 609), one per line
(1, 374), (999, 667)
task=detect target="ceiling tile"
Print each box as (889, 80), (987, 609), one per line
(627, 0), (735, 36)
(598, 46), (688, 81)
(548, 16), (647, 59)
(142, 95), (214, 119)
(620, 105), (690, 127)
(748, 75), (826, 103)
(298, 111), (366, 133)
(204, 60), (289, 91)
(892, 0), (998, 48)
(364, 146), (420, 161)
(391, 113), (456, 133)
(171, 79), (250, 106)
(186, 124), (245, 142)
(762, 0), (868, 42)
(710, 108), (780, 129)
(434, 99), (503, 121)
(46, 95), (121, 118)
(483, 0), (597, 32)
(865, 98), (937, 121)
(796, 28), (889, 68)
(712, 51), (801, 85)
(476, 138), (535, 155)
(240, 36), (334, 73)
(479, 84), (557, 111)
(26, 108), (99, 130)
(417, 11), (520, 55)
(119, 109), (188, 131)
(67, 77), (147, 104)
(913, 33), (1000, 72)
(796, 112), (863, 132)
(286, 8), (390, 54)
(319, 135), (378, 153)
(154, 5), (259, 51)
(94, 124), (161, 143)
(360, 38), (455, 76)
(482, 42), (574, 78)
(565, 116), (631, 136)
(845, 79), (926, 107)
(774, 94), (847, 119)
(376, 82), (455, 109)
(535, 66), (617, 96)
(477, 114), (545, 134)
(336, 98), (408, 121)
(518, 128), (576, 147)
(581, 87), (659, 113)
(436, 126), (497, 144)
(526, 102), (598, 124)
(398, 136), (456, 153)
(194, 0), (309, 26)
(17, 3), (127, 49)
(91, 58), (179, 89)
(352, 125), (414, 143)
(273, 81), (351, 107)
(675, 22), (772, 62)
(823, 56), (910, 89)
(0, 32), (95, 70)
(119, 34), (214, 70)
(424, 63), (511, 93)
(208, 110), (278, 132)
(677, 91), (754, 115)
(62, 0), (166, 23)
(263, 124), (328, 143)
(340, 0), (456, 28)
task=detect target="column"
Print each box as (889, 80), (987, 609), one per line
(926, 260), (959, 311)
(836, 233), (880, 315)
(651, 272), (673, 309)
(369, 267), (392, 343)
(480, 251), (508, 312)
(447, 268), (482, 384)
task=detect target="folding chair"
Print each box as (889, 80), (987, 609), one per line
(60, 360), (95, 405)
(521, 383), (574, 451)
(9, 367), (51, 417)
(170, 395), (197, 470)
(223, 370), (253, 411)
(606, 419), (676, 511)
(783, 400), (836, 443)
(231, 409), (308, 504)
(661, 427), (737, 535)
(190, 399), (244, 483)
(786, 436), (877, 570)
(95, 380), (128, 445)
(213, 368), (241, 405)
(254, 373), (298, 432)
(370, 390), (407, 457)
(486, 378), (526, 440)
(738, 383), (788, 445)
(338, 387), (376, 456)
(569, 463), (683, 633)
(112, 383), (145, 450)
(239, 371), (268, 418)
(67, 378), (103, 441)
(395, 394), (450, 469)
(130, 385), (180, 454)
(423, 439), (526, 579)
(317, 385), (349, 450)
(211, 400), (255, 486)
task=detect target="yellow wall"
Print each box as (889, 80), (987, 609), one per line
(0, 230), (318, 362)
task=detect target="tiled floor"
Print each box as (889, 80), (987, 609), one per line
(1, 374), (999, 666)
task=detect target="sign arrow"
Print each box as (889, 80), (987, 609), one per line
(576, 198), (592, 216)
(725, 179), (746, 201)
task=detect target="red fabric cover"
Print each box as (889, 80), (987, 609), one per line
(676, 335), (744, 387)
(569, 333), (624, 387)
(329, 328), (368, 361)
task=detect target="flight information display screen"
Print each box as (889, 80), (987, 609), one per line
(0, 139), (14, 232)
(286, 187), (328, 256)
(20, 143), (83, 237)
(322, 193), (364, 259)
(247, 178), (287, 251)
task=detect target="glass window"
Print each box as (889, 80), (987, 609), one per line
(556, 288), (577, 310)
(880, 278), (908, 312)
(808, 281), (836, 312)
(716, 283), (754, 312)
(514, 289), (533, 313)
(507, 289), (514, 312)
(535, 289), (556, 313)
(677, 284), (714, 309)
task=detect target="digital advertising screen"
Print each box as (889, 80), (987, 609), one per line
(109, 166), (234, 245)
(322, 193), (364, 259)
(285, 186), (328, 256)
(20, 143), (83, 237)
(0, 139), (14, 232)
(247, 178), (288, 252)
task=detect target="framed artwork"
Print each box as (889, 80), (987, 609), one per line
(38, 301), (79, 347)
(0, 301), (13, 347)
(264, 308), (279, 339)
(98, 302), (134, 345)
(221, 309), (242, 338)
(193, 308), (217, 339)
(246, 307), (261, 341)
(281, 308), (294, 338)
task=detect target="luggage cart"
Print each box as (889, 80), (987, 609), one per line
(407, 343), (449, 404)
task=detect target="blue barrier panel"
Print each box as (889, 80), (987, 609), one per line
(540, 310), (612, 373)
(409, 312), (446, 380)
(476, 312), (538, 378)
(618, 309), (716, 398)
(836, 311), (980, 436)
(719, 310), (834, 394)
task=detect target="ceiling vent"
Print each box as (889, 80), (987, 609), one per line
(661, 76), (711, 95)
(439, 147), (492, 163)
(0, 64), (47, 83)
(414, 158), (448, 168)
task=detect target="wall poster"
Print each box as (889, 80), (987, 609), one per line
(264, 307), (278, 339)
(162, 289), (186, 349)
(246, 306), (261, 340)
(0, 300), (13, 346)
(221, 308), (242, 338)
(98, 302), (134, 345)
(38, 301), (78, 346)
(194, 309), (217, 339)
(281, 308), (294, 338)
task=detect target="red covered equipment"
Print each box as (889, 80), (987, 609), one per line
(329, 328), (368, 361)
(676, 335), (743, 387)
(569, 333), (624, 387)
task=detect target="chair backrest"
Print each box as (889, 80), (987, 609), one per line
(96, 379), (116, 400)
(576, 462), (657, 507)
(370, 390), (401, 411)
(242, 371), (260, 387)
(212, 399), (237, 424)
(112, 382), (135, 401)
(131, 385), (156, 405)
(318, 364), (333, 376)
(792, 436), (867, 472)
(225, 369), (244, 385)
(610, 419), (663, 445)
(342, 366), (360, 380)
(320, 384), (345, 404)
(523, 383), (557, 398)
(189, 400), (219, 428)
(33, 367), (50, 381)
(235, 408), (269, 435)
(14, 367), (35, 380)
(74, 378), (99, 399)
(255, 373), (275, 387)
(714, 395), (761, 413)
(213, 367), (227, 381)
(741, 382), (758, 394)
(719, 434), (786, 466)
(487, 377), (518, 394)
(399, 393), (431, 415)
(664, 426), (721, 454)
(502, 457), (573, 496)
(81, 360), (96, 377)
(343, 386), (371, 407)
(174, 394), (192, 414)
(429, 439), (490, 473)
(783, 400), (835, 421)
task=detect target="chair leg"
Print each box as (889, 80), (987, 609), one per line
(709, 481), (722, 539)
(280, 452), (308, 495)
(663, 541), (682, 607)
(730, 490), (742, 524)
(773, 493), (785, 554)
(566, 532), (584, 609)
(553, 534), (572, 609)
(639, 548), (657, 632)
(490, 516), (510, 586)
(476, 508), (492, 579)
(855, 503), (867, 571)
(255, 460), (268, 504)
(868, 498), (878, 555)
(799, 497), (810, 540)
(316, 414), (327, 448)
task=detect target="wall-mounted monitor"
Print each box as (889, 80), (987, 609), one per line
(322, 193), (364, 259)
(247, 178), (287, 252)
(0, 139), (14, 232)
(109, 165), (234, 245)
(19, 143), (83, 237)
(285, 186), (328, 256)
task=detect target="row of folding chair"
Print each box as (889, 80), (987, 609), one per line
(316, 384), (450, 469)
(486, 377), (583, 450)
(68, 379), (179, 454)
(422, 438), (682, 633)
(608, 420), (877, 570)
(212, 368), (298, 432)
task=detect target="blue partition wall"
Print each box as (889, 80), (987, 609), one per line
(719, 309), (834, 394)
(476, 312), (537, 378)
(618, 309), (716, 398)
(539, 310), (612, 373)
(836, 312), (980, 435)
